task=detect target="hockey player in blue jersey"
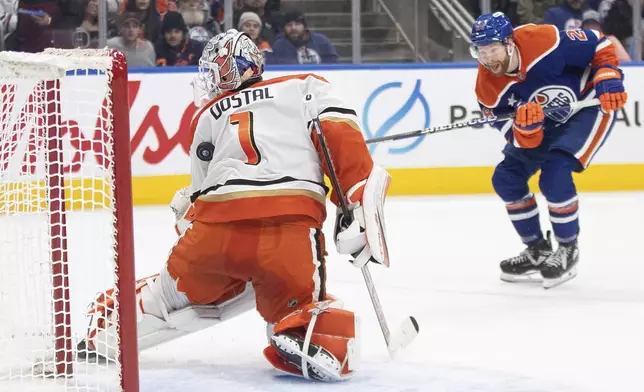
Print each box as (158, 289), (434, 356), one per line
(470, 12), (627, 288)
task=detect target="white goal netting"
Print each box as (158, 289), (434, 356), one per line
(0, 48), (136, 392)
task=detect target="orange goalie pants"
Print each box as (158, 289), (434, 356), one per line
(166, 215), (327, 324)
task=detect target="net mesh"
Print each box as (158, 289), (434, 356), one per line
(0, 49), (124, 391)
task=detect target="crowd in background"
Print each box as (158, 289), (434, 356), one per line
(0, 0), (641, 66)
(471, 0), (643, 61)
(0, 0), (338, 67)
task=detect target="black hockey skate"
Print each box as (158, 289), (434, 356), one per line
(541, 239), (579, 289)
(500, 231), (553, 283)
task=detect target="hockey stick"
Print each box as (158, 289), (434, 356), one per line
(366, 98), (601, 144)
(303, 94), (419, 358)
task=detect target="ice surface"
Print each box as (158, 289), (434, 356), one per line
(3, 192), (642, 391)
(131, 192), (644, 392)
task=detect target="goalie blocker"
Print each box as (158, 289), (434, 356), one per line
(334, 165), (391, 268)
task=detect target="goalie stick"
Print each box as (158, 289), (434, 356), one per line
(366, 98), (601, 144)
(303, 94), (419, 358)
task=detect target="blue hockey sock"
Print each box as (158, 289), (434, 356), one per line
(548, 196), (579, 243)
(540, 151), (581, 244)
(505, 193), (543, 246)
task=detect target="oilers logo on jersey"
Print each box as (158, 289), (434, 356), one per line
(529, 86), (577, 123)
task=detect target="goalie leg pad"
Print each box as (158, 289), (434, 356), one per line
(263, 301), (360, 382)
(83, 268), (256, 359)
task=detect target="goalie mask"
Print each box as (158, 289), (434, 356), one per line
(192, 29), (264, 106)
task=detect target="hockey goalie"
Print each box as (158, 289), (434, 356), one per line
(79, 29), (392, 382)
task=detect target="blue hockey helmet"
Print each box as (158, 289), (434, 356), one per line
(470, 12), (514, 58)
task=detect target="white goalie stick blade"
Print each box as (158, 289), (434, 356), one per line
(361, 265), (418, 359)
(387, 316), (420, 357)
(542, 267), (578, 289)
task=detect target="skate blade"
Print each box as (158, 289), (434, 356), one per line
(500, 271), (543, 283)
(543, 267), (578, 289)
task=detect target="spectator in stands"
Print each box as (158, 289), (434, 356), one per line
(73, 0), (99, 48)
(12, 0), (68, 52)
(261, 0), (281, 36)
(602, 0), (644, 58)
(468, 0), (520, 26)
(268, 9), (337, 64)
(0, 0), (18, 49)
(177, 0), (219, 42)
(585, 0), (602, 11)
(155, 11), (204, 66)
(107, 0), (123, 14)
(581, 9), (631, 61)
(233, 0), (278, 44)
(602, 0), (640, 42)
(544, 0), (586, 30)
(232, 0), (245, 13)
(107, 12), (156, 67)
(122, 0), (169, 15)
(178, 0), (206, 28)
(265, 0), (279, 14)
(211, 0), (223, 25)
(597, 0), (615, 19)
(126, 0), (161, 42)
(238, 0), (279, 15)
(517, 0), (558, 24)
(239, 11), (271, 56)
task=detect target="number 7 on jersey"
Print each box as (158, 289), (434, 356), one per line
(230, 111), (261, 165)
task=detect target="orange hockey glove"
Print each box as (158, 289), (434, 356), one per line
(512, 102), (545, 149)
(593, 65), (627, 113)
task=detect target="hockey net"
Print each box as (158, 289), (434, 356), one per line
(0, 49), (138, 391)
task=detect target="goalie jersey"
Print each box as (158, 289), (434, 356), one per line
(187, 73), (374, 224)
(476, 24), (619, 140)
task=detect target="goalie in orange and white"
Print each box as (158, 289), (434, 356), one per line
(80, 29), (392, 382)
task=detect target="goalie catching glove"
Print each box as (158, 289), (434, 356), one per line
(334, 165), (391, 268)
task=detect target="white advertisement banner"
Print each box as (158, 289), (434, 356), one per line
(88, 65), (644, 177)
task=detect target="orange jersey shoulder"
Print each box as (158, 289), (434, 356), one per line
(513, 24), (560, 70)
(475, 24), (560, 108)
(475, 64), (517, 108)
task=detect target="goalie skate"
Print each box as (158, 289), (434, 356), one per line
(270, 333), (348, 382)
